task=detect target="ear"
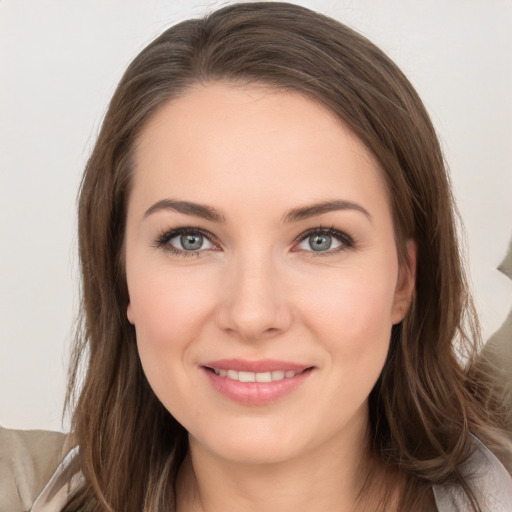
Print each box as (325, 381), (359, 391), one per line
(127, 302), (135, 325)
(391, 239), (417, 325)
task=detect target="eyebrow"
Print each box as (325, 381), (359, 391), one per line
(144, 199), (226, 222)
(282, 200), (373, 224)
(144, 198), (372, 224)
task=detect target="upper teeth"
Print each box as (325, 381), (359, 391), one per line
(212, 369), (300, 382)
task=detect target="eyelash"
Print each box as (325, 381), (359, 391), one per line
(153, 225), (355, 257)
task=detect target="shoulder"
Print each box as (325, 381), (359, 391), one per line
(433, 437), (512, 511)
(0, 425), (72, 512)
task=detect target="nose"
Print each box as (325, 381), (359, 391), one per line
(215, 252), (293, 341)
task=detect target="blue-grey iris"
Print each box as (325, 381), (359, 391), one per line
(309, 234), (332, 251)
(181, 233), (203, 250)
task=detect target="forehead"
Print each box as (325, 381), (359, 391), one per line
(131, 82), (390, 219)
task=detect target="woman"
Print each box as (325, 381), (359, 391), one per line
(3, 2), (511, 511)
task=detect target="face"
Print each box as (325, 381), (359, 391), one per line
(125, 83), (415, 465)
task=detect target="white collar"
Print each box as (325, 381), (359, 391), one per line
(31, 446), (82, 512)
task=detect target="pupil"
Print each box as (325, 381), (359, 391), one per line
(309, 234), (331, 251)
(181, 233), (203, 250)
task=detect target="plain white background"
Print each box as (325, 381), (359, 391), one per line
(1, 0), (511, 432)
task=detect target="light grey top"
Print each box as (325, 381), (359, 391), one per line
(432, 437), (512, 511)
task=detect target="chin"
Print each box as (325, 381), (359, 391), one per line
(211, 440), (301, 465)
(190, 420), (310, 465)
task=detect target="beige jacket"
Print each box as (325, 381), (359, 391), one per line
(0, 427), (78, 512)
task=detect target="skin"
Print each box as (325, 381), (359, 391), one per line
(125, 83), (416, 511)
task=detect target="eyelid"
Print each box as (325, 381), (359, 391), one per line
(292, 226), (355, 254)
(154, 226), (220, 255)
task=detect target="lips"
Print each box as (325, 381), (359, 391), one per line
(202, 359), (314, 405)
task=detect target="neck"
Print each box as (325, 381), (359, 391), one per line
(176, 407), (393, 512)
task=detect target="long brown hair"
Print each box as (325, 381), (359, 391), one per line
(64, 3), (510, 511)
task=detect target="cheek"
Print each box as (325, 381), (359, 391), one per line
(127, 266), (218, 397)
(127, 267), (224, 428)
(129, 267), (215, 344)
(299, 260), (398, 373)
(304, 262), (396, 329)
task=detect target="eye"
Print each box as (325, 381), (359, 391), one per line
(175, 232), (209, 251)
(155, 228), (216, 255)
(294, 228), (354, 253)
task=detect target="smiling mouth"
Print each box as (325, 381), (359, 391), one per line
(202, 361), (314, 404)
(205, 367), (310, 383)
